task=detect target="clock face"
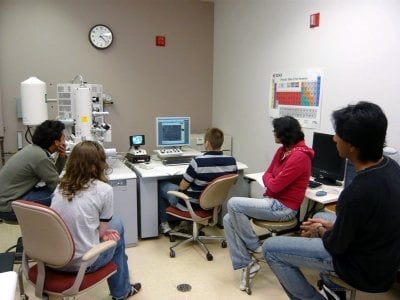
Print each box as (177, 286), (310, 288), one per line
(89, 24), (113, 49)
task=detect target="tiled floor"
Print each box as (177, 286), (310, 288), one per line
(1, 221), (400, 299)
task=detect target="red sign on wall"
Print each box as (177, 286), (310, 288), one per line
(155, 36), (166, 47)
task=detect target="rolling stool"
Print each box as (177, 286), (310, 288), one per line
(243, 217), (298, 295)
(318, 274), (357, 300)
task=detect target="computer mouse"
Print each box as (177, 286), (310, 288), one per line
(316, 190), (327, 197)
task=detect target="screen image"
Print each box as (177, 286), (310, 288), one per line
(129, 135), (145, 147)
(311, 132), (346, 185)
(156, 117), (190, 147)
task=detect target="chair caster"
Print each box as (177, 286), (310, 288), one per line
(206, 253), (213, 261)
(170, 249), (176, 258)
(221, 240), (227, 248)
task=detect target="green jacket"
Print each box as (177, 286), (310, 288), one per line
(0, 144), (66, 212)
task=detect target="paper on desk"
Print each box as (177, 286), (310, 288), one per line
(245, 172), (264, 187)
(154, 166), (182, 176)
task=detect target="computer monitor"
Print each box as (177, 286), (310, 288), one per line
(129, 134), (145, 149)
(311, 132), (346, 186)
(156, 117), (190, 148)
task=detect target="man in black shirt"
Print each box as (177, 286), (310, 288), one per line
(263, 101), (400, 299)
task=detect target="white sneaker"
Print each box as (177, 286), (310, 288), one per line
(159, 222), (172, 235)
(239, 262), (261, 291)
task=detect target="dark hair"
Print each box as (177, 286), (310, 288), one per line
(59, 141), (108, 201)
(204, 127), (224, 149)
(332, 101), (387, 162)
(32, 120), (65, 149)
(272, 116), (304, 148)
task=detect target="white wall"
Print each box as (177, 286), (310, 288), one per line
(213, 0), (400, 172)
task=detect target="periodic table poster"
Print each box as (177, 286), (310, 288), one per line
(269, 69), (323, 128)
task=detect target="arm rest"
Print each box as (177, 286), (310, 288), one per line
(167, 190), (206, 223)
(63, 240), (117, 296)
(82, 240), (117, 261)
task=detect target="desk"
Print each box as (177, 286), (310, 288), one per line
(244, 172), (343, 220)
(108, 160), (138, 247)
(128, 160), (248, 238)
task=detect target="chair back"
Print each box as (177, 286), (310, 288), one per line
(12, 200), (74, 268)
(199, 173), (238, 210)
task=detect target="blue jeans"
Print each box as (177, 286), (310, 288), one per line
(85, 217), (132, 299)
(0, 186), (53, 221)
(263, 211), (337, 300)
(158, 181), (179, 223)
(223, 196), (297, 270)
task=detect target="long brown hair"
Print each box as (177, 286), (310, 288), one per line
(59, 141), (108, 201)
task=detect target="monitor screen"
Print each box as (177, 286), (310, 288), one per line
(129, 134), (145, 148)
(311, 132), (346, 186)
(156, 117), (190, 147)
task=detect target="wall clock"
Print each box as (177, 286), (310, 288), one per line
(89, 24), (113, 49)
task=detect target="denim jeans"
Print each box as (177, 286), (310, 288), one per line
(0, 186), (53, 221)
(263, 211), (337, 300)
(85, 217), (132, 299)
(158, 181), (179, 223)
(223, 196), (297, 270)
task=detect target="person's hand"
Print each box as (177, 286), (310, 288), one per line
(57, 143), (67, 158)
(300, 218), (333, 238)
(101, 229), (120, 242)
(300, 220), (323, 238)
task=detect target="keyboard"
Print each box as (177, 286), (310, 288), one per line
(161, 156), (192, 165)
(156, 148), (183, 159)
(308, 180), (322, 188)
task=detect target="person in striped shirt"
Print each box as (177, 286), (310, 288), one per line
(158, 127), (238, 235)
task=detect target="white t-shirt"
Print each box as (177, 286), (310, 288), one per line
(50, 180), (113, 271)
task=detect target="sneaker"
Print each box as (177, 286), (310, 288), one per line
(317, 278), (346, 300)
(239, 262), (261, 291)
(112, 282), (141, 300)
(173, 221), (191, 233)
(159, 222), (172, 235)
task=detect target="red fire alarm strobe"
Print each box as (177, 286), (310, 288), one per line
(310, 12), (320, 28)
(155, 35), (166, 47)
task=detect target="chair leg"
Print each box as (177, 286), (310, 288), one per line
(17, 264), (28, 300)
(349, 289), (356, 300)
(243, 253), (266, 295)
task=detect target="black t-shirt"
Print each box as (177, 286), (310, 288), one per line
(323, 157), (400, 292)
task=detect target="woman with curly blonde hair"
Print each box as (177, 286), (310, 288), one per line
(51, 141), (141, 299)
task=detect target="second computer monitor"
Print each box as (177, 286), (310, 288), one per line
(311, 132), (346, 186)
(129, 134), (145, 149)
(156, 116), (190, 147)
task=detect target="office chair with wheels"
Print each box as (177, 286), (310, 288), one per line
(166, 173), (238, 261)
(12, 200), (118, 300)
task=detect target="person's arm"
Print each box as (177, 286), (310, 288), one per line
(178, 178), (190, 192)
(34, 157), (62, 190)
(263, 151), (310, 194)
(54, 143), (67, 173)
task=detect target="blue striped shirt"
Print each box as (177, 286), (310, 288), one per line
(182, 151), (237, 204)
